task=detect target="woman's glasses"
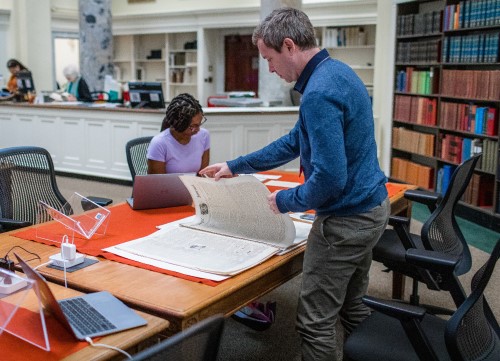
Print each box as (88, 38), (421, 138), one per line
(188, 116), (207, 132)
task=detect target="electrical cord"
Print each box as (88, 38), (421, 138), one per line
(85, 337), (132, 359)
(34, 261), (53, 270)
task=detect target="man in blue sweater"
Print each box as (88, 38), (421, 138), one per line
(200, 7), (389, 361)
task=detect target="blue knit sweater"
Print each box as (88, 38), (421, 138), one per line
(227, 49), (387, 216)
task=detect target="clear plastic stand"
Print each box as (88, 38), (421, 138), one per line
(0, 269), (50, 351)
(36, 192), (111, 244)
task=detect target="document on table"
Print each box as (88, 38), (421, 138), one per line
(104, 176), (310, 278)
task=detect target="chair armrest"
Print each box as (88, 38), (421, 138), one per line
(404, 189), (441, 213)
(363, 296), (440, 361)
(388, 216), (417, 249)
(406, 248), (460, 274)
(363, 296), (426, 321)
(388, 215), (410, 227)
(85, 196), (113, 207)
(0, 218), (32, 232)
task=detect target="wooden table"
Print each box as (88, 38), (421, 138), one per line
(0, 183), (414, 334)
(1, 279), (169, 361)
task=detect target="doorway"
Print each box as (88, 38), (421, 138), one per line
(224, 34), (259, 95)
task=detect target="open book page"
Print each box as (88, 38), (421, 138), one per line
(277, 220), (311, 255)
(105, 217), (280, 276)
(179, 175), (296, 249)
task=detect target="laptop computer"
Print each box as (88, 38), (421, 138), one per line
(14, 253), (147, 340)
(127, 173), (193, 210)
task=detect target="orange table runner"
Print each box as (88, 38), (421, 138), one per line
(12, 171), (409, 286)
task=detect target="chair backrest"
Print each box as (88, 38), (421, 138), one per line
(421, 154), (481, 276)
(125, 136), (153, 183)
(445, 239), (500, 361)
(0, 146), (68, 225)
(131, 315), (225, 361)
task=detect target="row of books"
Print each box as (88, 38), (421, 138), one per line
(322, 27), (367, 48)
(397, 11), (442, 36)
(391, 157), (434, 190)
(443, 0), (500, 31)
(396, 39), (441, 64)
(440, 135), (498, 174)
(441, 70), (500, 100)
(393, 95), (437, 126)
(462, 173), (495, 207)
(392, 127), (435, 157)
(439, 102), (498, 136)
(395, 67), (437, 95)
(442, 32), (500, 63)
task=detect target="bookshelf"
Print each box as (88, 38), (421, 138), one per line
(113, 32), (199, 102)
(391, 0), (500, 231)
(317, 25), (376, 95)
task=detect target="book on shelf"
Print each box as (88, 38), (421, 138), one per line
(104, 175), (310, 277)
(463, 172), (494, 208)
(391, 157), (434, 190)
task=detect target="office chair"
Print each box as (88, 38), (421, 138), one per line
(125, 136), (153, 183)
(373, 154), (481, 311)
(344, 239), (500, 361)
(131, 314), (225, 361)
(0, 146), (112, 233)
(0, 146), (69, 232)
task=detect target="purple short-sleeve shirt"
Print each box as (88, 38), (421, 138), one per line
(147, 128), (210, 174)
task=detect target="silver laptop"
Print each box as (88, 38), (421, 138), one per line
(127, 173), (193, 210)
(15, 253), (147, 341)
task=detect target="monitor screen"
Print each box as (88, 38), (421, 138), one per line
(16, 70), (35, 94)
(128, 82), (165, 109)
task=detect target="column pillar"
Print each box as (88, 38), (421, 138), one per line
(258, 0), (301, 106)
(79, 0), (113, 92)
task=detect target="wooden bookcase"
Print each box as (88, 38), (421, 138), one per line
(317, 24), (376, 96)
(391, 0), (500, 230)
(113, 32), (198, 102)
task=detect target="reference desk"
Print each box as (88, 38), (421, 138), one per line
(0, 183), (414, 334)
(1, 280), (169, 360)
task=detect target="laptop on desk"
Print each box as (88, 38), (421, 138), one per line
(127, 173), (193, 210)
(14, 253), (147, 341)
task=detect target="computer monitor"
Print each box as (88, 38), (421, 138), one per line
(16, 70), (35, 94)
(128, 82), (165, 109)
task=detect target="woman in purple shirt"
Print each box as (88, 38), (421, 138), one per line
(147, 93), (210, 175)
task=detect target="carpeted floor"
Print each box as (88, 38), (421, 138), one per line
(55, 175), (499, 361)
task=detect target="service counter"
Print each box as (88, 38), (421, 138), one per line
(0, 103), (300, 181)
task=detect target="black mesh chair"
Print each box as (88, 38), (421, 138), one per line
(131, 315), (225, 361)
(344, 239), (500, 361)
(125, 136), (153, 183)
(373, 154), (481, 309)
(0, 146), (69, 232)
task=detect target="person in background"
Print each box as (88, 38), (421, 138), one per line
(200, 7), (389, 361)
(4, 58), (28, 95)
(62, 64), (92, 102)
(147, 93), (210, 175)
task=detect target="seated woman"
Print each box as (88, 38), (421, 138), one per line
(1, 59), (29, 98)
(62, 64), (92, 102)
(147, 93), (210, 175)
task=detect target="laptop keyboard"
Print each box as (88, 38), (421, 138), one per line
(59, 297), (117, 336)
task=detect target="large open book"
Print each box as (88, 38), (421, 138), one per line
(104, 175), (310, 277)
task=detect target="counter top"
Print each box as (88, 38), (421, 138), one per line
(0, 101), (299, 114)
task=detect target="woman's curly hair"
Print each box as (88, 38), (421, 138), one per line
(160, 93), (203, 132)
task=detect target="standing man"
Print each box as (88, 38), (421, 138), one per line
(200, 7), (389, 361)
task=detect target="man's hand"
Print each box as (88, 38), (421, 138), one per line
(199, 162), (234, 181)
(267, 190), (281, 214)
